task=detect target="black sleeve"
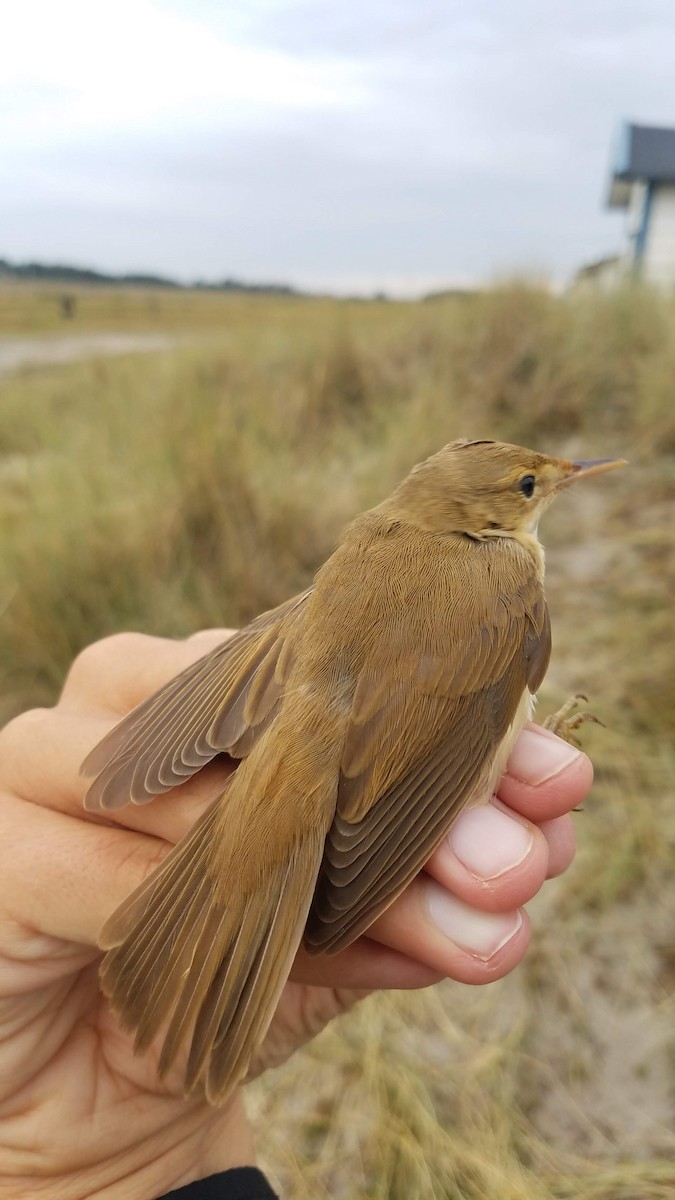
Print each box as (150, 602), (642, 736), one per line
(159, 1166), (278, 1199)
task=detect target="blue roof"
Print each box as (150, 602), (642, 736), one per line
(608, 122), (675, 207)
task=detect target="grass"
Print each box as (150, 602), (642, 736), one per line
(1, 281), (673, 1197)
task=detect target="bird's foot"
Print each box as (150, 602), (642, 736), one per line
(543, 693), (604, 748)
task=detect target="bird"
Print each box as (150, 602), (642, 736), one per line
(81, 438), (624, 1104)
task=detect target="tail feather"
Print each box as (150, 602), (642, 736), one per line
(99, 799), (323, 1103)
(182, 905), (262, 1089)
(100, 798), (220, 947)
(156, 904), (241, 1075)
(101, 803), (220, 1041)
(205, 877), (307, 1101)
(132, 885), (216, 1052)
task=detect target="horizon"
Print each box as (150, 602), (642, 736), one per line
(0, 251), (493, 299)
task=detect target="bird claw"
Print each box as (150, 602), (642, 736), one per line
(543, 693), (604, 748)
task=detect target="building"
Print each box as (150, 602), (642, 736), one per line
(607, 121), (675, 287)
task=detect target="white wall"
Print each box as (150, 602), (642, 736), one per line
(643, 184), (675, 287)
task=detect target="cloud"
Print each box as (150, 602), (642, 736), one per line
(2, 0), (672, 290)
(0, 0), (367, 148)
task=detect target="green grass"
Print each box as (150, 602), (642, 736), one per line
(1, 281), (673, 1197)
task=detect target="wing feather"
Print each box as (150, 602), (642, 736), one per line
(305, 562), (549, 955)
(82, 589), (311, 810)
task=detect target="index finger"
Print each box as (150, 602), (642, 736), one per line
(58, 629), (236, 716)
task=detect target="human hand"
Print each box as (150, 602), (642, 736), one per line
(0, 631), (592, 1199)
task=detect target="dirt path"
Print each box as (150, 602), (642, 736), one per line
(0, 332), (179, 379)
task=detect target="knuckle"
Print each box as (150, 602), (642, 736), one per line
(117, 832), (171, 887)
(65, 632), (151, 690)
(0, 707), (51, 758)
(187, 628), (235, 649)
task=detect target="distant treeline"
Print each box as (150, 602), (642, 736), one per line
(0, 257), (301, 295)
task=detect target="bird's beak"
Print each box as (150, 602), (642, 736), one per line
(558, 458), (627, 487)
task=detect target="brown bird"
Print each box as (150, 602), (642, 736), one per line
(82, 439), (624, 1103)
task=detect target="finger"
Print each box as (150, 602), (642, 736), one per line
(496, 723), (593, 820)
(425, 801), (578, 915)
(488, 800), (576, 880)
(424, 802), (550, 913)
(295, 870), (529, 989)
(291, 938), (444, 991)
(363, 872), (530, 985)
(1, 793), (169, 947)
(0, 707), (233, 844)
(59, 629), (235, 716)
(538, 813), (576, 878)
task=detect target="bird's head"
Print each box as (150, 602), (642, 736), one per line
(382, 439), (625, 541)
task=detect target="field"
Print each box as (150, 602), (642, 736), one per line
(1, 281), (674, 1197)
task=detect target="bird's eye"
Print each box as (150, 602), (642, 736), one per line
(519, 474), (536, 499)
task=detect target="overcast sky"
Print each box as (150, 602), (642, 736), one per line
(1, 0), (674, 294)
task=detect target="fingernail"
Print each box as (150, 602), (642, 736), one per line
(507, 727), (581, 786)
(449, 806), (533, 879)
(427, 882), (522, 959)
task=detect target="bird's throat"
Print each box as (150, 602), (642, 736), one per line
(512, 529), (546, 580)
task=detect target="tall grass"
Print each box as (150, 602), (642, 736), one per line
(1, 282), (673, 1196)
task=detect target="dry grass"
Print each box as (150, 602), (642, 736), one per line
(1, 281), (673, 1197)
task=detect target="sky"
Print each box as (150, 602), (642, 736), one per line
(1, 0), (675, 295)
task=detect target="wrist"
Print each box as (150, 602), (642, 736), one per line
(2, 1090), (256, 1200)
(180, 1090), (257, 1188)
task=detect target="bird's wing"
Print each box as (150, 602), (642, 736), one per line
(82, 589), (312, 810)
(305, 580), (549, 954)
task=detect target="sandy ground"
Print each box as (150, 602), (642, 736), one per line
(0, 332), (177, 379)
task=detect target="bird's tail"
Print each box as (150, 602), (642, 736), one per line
(99, 797), (324, 1104)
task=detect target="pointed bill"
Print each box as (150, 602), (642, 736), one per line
(559, 458), (627, 487)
